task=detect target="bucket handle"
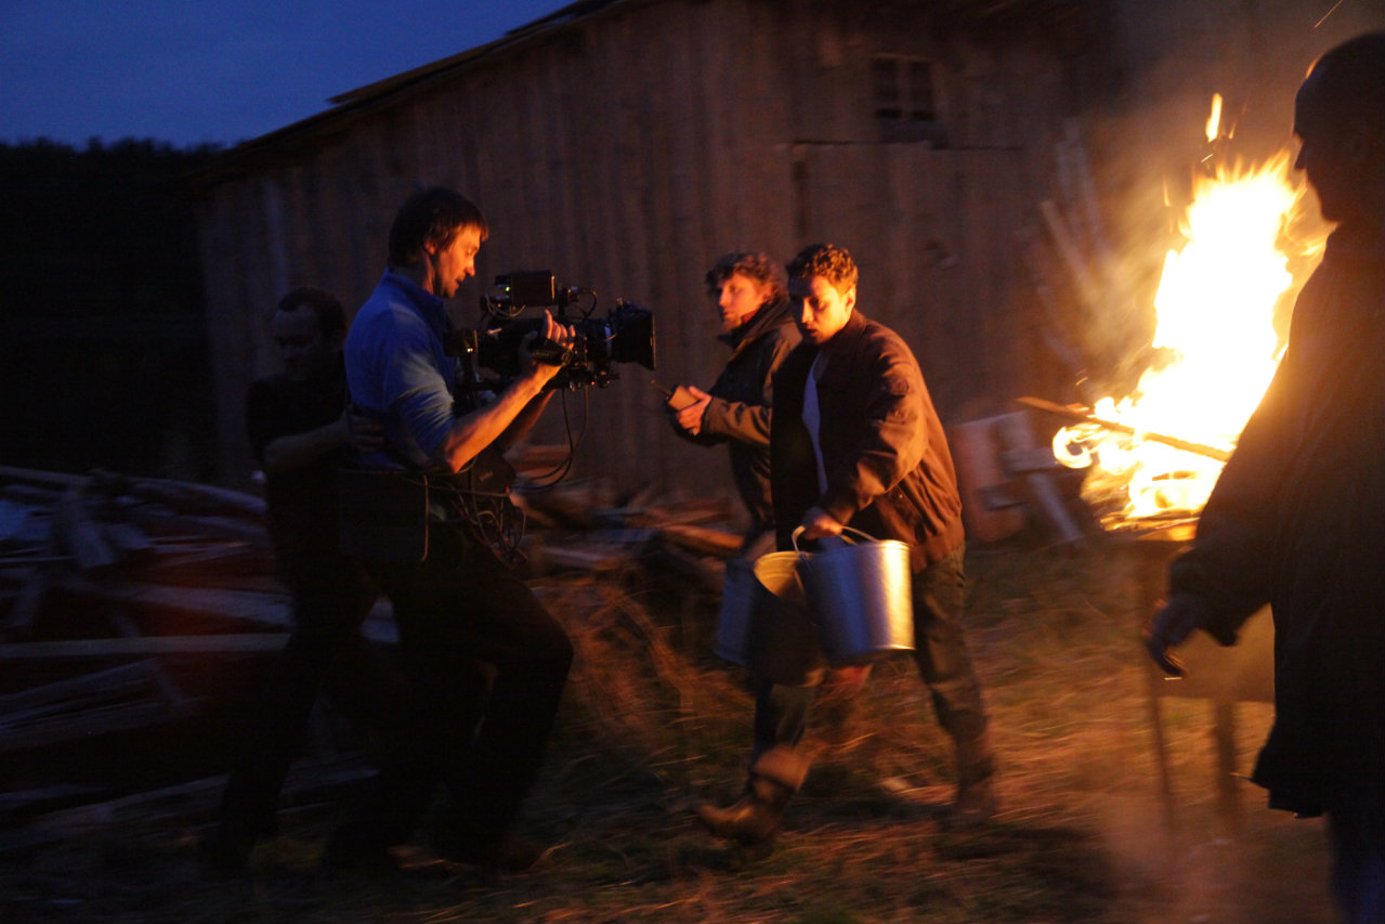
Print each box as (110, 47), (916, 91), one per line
(791, 524), (881, 554)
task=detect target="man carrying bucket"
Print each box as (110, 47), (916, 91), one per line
(697, 242), (996, 852)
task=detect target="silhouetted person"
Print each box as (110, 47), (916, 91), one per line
(212, 287), (408, 870)
(1146, 33), (1385, 924)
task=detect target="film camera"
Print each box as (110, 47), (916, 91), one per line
(451, 271), (656, 389)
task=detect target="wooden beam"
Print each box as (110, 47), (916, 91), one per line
(0, 759), (374, 852)
(0, 633), (290, 660)
(52, 488), (117, 572)
(0, 700), (172, 754)
(57, 575), (293, 626)
(1016, 396), (1232, 462)
(0, 660), (158, 713)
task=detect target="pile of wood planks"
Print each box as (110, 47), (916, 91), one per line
(0, 466), (314, 764)
(0, 459), (748, 844)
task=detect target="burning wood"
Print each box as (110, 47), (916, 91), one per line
(1031, 95), (1326, 527)
(1016, 396), (1230, 462)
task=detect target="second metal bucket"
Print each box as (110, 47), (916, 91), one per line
(746, 551), (826, 684)
(794, 526), (915, 664)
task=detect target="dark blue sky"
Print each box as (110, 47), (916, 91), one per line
(0, 1), (572, 148)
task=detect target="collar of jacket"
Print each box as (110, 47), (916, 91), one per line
(719, 295), (793, 357)
(817, 307), (870, 362)
(778, 308), (870, 400)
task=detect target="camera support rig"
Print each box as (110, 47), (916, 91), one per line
(449, 271), (656, 390)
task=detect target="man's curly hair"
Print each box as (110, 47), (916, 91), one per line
(704, 251), (787, 304)
(787, 243), (858, 293)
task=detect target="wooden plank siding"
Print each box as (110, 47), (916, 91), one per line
(196, 0), (1078, 506)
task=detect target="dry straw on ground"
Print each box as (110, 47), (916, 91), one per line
(0, 538), (1335, 923)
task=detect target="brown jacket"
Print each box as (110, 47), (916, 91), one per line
(770, 309), (963, 571)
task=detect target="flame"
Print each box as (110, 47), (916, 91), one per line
(1055, 120), (1324, 526)
(1205, 93), (1223, 143)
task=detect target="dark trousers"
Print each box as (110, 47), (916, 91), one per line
(1328, 792), (1385, 924)
(221, 560), (410, 839)
(344, 526), (573, 847)
(751, 544), (990, 788)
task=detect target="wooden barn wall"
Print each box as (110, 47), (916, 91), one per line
(199, 0), (1073, 508)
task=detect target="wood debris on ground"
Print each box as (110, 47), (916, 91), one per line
(0, 457), (747, 848)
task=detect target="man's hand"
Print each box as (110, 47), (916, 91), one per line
(1144, 593), (1208, 678)
(798, 506), (844, 541)
(670, 385), (712, 435)
(438, 311), (574, 471)
(344, 408), (384, 453)
(519, 311), (576, 390)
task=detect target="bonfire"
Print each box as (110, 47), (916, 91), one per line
(1052, 95), (1327, 529)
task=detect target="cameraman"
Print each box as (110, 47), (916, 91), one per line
(667, 252), (799, 556)
(329, 187), (574, 874)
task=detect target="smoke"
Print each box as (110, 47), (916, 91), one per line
(1093, 788), (1335, 924)
(1050, 0), (1385, 396)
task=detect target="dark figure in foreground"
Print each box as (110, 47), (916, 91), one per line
(666, 251), (800, 556)
(1146, 33), (1385, 924)
(331, 187), (574, 874)
(698, 243), (996, 853)
(212, 287), (408, 869)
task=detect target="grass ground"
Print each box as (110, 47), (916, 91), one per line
(0, 536), (1337, 923)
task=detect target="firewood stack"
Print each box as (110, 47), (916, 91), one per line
(0, 466), (289, 758)
(0, 457), (746, 843)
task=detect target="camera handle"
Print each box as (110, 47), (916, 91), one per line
(526, 336), (571, 367)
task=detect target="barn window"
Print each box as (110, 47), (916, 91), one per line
(872, 58), (903, 120)
(871, 54), (945, 145)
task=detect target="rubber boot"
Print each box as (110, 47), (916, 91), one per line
(696, 775), (794, 849)
(951, 732), (997, 824)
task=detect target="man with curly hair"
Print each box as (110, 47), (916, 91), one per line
(667, 251), (800, 555)
(698, 243), (996, 852)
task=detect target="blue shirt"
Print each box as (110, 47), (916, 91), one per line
(345, 271), (460, 469)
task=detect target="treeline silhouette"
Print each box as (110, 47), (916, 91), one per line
(1, 139), (221, 481)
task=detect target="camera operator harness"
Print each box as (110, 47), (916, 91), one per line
(340, 271), (656, 567)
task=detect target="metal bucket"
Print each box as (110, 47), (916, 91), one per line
(795, 526), (915, 664)
(745, 551), (826, 684)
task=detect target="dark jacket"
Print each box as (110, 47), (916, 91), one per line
(687, 297), (800, 530)
(770, 309), (964, 571)
(244, 358), (350, 583)
(1169, 226), (1385, 815)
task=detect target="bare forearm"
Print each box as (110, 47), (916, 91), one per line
(496, 389), (556, 451)
(435, 372), (548, 471)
